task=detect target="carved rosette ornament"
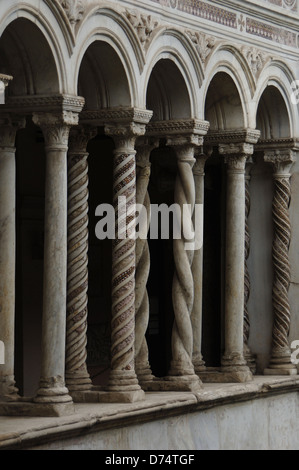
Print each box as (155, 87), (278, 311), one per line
(264, 150), (298, 375)
(125, 10), (159, 49)
(59, 0), (85, 26)
(134, 138), (158, 388)
(65, 126), (96, 392)
(186, 30), (216, 64)
(241, 46), (269, 78)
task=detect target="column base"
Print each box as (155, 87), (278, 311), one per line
(136, 363), (156, 391)
(0, 398), (75, 417)
(65, 371), (92, 392)
(264, 368), (298, 376)
(0, 375), (20, 402)
(199, 366), (253, 383)
(95, 369), (145, 403)
(34, 376), (73, 404)
(264, 349), (298, 376)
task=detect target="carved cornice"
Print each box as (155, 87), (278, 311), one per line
(125, 9), (159, 49)
(256, 138), (299, 151)
(186, 30), (216, 64)
(146, 119), (210, 148)
(4, 94), (85, 115)
(80, 107), (153, 127)
(146, 119), (210, 137)
(205, 129), (261, 145)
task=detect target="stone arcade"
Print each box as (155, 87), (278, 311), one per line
(1, 0), (299, 450)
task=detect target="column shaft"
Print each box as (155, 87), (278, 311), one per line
(191, 152), (209, 373)
(264, 150), (297, 375)
(33, 113), (78, 404)
(166, 144), (202, 392)
(104, 132), (145, 402)
(0, 119), (21, 401)
(66, 127), (95, 392)
(220, 145), (253, 382)
(135, 140), (157, 387)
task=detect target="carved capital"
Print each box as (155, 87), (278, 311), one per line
(0, 114), (25, 149)
(0, 74), (13, 104)
(135, 137), (159, 168)
(68, 126), (97, 154)
(264, 149), (296, 177)
(33, 111), (79, 150)
(220, 143), (254, 173)
(193, 148), (213, 176)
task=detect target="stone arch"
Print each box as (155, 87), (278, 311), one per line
(0, 3), (71, 94)
(204, 70), (246, 130)
(255, 63), (296, 139)
(73, 7), (144, 106)
(201, 44), (255, 126)
(142, 28), (205, 117)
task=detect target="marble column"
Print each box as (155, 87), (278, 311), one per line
(264, 150), (298, 376)
(166, 142), (202, 392)
(103, 126), (145, 403)
(0, 116), (24, 401)
(65, 127), (96, 393)
(134, 138), (158, 389)
(219, 143), (253, 383)
(33, 112), (79, 406)
(243, 158), (256, 373)
(191, 149), (211, 374)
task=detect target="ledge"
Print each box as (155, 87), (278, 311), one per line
(0, 376), (298, 450)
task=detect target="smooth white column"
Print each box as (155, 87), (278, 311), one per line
(33, 112), (78, 404)
(0, 116), (23, 401)
(191, 150), (210, 374)
(219, 143), (253, 383)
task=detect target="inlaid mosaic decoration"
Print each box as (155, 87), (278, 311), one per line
(149, 0), (299, 47)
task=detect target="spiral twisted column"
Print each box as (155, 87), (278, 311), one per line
(102, 116), (152, 403)
(33, 111), (82, 407)
(219, 143), (253, 383)
(0, 115), (24, 402)
(243, 159), (256, 373)
(264, 150), (298, 375)
(135, 139), (158, 388)
(65, 127), (96, 392)
(191, 149), (211, 375)
(166, 142), (202, 392)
